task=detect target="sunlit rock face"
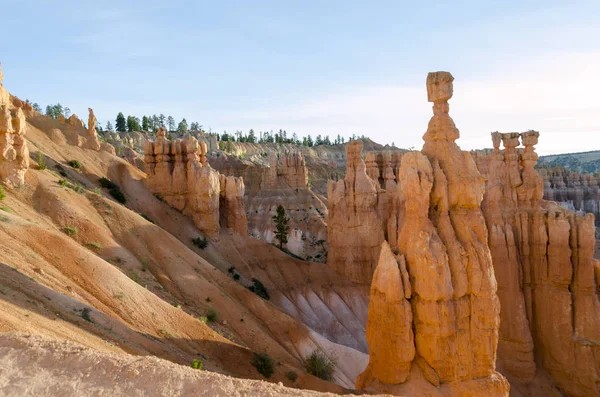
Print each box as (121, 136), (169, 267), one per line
(348, 72), (509, 396)
(474, 130), (600, 397)
(0, 65), (29, 187)
(144, 128), (247, 238)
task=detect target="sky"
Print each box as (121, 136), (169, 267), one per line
(2, 0), (599, 155)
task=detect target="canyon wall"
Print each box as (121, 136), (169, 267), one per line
(473, 132), (600, 397)
(144, 128), (247, 238)
(211, 150), (328, 261)
(538, 166), (600, 236)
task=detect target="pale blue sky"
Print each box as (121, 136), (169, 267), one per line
(2, 0), (599, 154)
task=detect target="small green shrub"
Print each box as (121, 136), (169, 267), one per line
(303, 350), (335, 381)
(205, 297), (211, 303)
(55, 164), (68, 177)
(286, 370), (298, 382)
(98, 177), (118, 190)
(191, 359), (203, 370)
(206, 308), (218, 323)
(251, 352), (274, 378)
(63, 226), (77, 236)
(248, 278), (270, 300)
(0, 186), (5, 200)
(192, 236), (208, 249)
(81, 307), (93, 322)
(233, 273), (240, 281)
(37, 152), (46, 170)
(58, 179), (68, 187)
(227, 266), (236, 274)
(86, 242), (102, 249)
(73, 183), (85, 194)
(109, 187), (126, 204)
(198, 316), (208, 324)
(68, 160), (82, 169)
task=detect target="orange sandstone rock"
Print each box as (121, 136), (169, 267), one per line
(352, 72), (508, 396)
(86, 108), (101, 151)
(356, 242), (414, 388)
(474, 131), (600, 396)
(144, 128), (247, 237)
(0, 73), (29, 187)
(327, 140), (385, 284)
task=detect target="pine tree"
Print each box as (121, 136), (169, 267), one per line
(64, 107), (71, 118)
(158, 114), (166, 128)
(142, 116), (149, 131)
(32, 103), (42, 112)
(54, 103), (64, 118)
(106, 121), (114, 131)
(126, 116), (141, 132)
(167, 116), (175, 131)
(272, 205), (290, 250)
(177, 118), (188, 133)
(115, 112), (126, 132)
(248, 129), (256, 143)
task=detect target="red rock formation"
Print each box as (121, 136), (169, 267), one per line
(356, 241), (414, 387)
(474, 131), (600, 397)
(0, 67), (29, 187)
(86, 108), (101, 151)
(355, 72), (508, 396)
(538, 166), (600, 234)
(261, 152), (308, 190)
(220, 174), (248, 236)
(327, 140), (385, 284)
(144, 128), (247, 237)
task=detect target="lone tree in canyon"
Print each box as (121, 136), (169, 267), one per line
(272, 205), (290, 249)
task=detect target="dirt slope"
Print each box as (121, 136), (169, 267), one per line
(0, 333), (390, 397)
(0, 111), (370, 393)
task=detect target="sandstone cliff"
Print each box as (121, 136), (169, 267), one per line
(473, 131), (600, 397)
(144, 128), (247, 237)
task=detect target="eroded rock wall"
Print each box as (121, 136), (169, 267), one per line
(327, 140), (385, 284)
(144, 128), (247, 238)
(353, 72), (508, 396)
(0, 66), (29, 187)
(473, 132), (600, 397)
(211, 150), (327, 261)
(538, 167), (600, 236)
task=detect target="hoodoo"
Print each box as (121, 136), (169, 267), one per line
(144, 127), (248, 237)
(0, 64), (29, 187)
(474, 130), (600, 396)
(353, 72), (509, 396)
